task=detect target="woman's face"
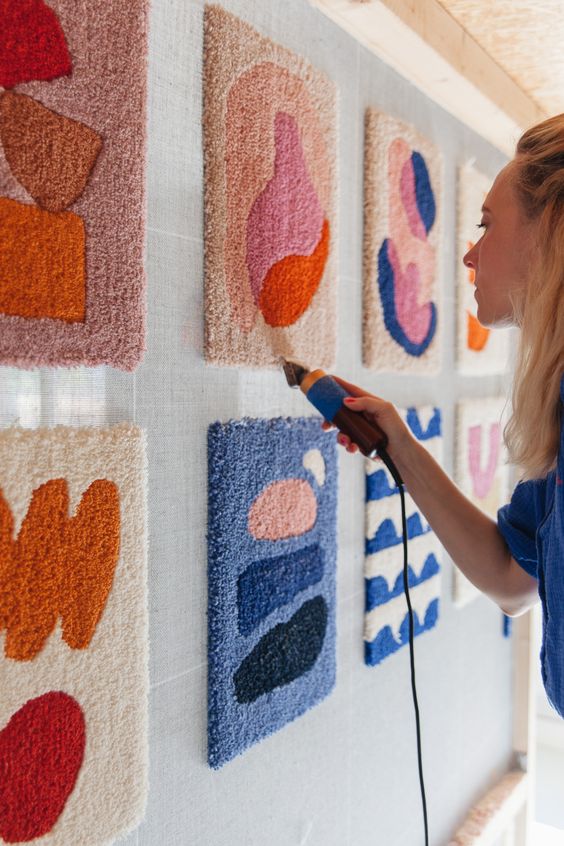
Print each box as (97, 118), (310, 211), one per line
(463, 160), (537, 328)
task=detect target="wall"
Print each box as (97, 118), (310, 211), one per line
(0, 1), (517, 844)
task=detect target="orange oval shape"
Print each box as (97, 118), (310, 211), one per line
(248, 479), (317, 540)
(467, 311), (490, 351)
(258, 219), (330, 327)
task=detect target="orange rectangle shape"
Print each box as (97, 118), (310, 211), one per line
(0, 196), (85, 322)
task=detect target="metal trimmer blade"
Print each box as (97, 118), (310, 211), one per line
(280, 358), (310, 389)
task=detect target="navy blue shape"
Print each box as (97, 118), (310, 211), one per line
(405, 407), (441, 441)
(366, 468), (397, 502)
(234, 596), (328, 704)
(364, 598), (439, 666)
(365, 552), (440, 611)
(377, 239), (437, 357)
(411, 151), (436, 235)
(503, 614), (513, 638)
(237, 545), (325, 635)
(365, 512), (430, 555)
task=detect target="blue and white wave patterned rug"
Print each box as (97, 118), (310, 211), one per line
(364, 406), (443, 666)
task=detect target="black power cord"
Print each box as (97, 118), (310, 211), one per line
(379, 447), (429, 846)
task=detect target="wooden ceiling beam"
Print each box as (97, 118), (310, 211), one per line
(309, 0), (548, 155)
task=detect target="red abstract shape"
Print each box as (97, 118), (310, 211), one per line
(0, 692), (85, 842)
(0, 0), (72, 89)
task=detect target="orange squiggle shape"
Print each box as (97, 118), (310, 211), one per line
(0, 478), (120, 661)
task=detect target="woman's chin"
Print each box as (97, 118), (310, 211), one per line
(476, 305), (513, 329)
(475, 301), (489, 327)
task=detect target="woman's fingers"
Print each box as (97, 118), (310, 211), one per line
(343, 395), (381, 415)
(332, 376), (379, 400)
(336, 432), (360, 453)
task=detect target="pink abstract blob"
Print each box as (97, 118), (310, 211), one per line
(246, 112), (324, 303)
(468, 423), (501, 499)
(248, 479), (317, 540)
(387, 138), (435, 308)
(387, 238), (434, 344)
(400, 158), (426, 240)
(225, 63), (331, 332)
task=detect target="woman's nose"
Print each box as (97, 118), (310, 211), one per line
(463, 245), (476, 270)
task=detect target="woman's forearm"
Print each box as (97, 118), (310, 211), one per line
(389, 437), (537, 613)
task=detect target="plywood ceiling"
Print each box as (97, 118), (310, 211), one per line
(436, 0), (564, 116)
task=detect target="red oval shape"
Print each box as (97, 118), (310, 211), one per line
(0, 0), (72, 89)
(0, 692), (85, 842)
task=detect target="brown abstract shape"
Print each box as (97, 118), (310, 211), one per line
(0, 92), (102, 212)
(0, 478), (121, 661)
(0, 197), (86, 322)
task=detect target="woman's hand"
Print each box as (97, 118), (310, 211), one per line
(321, 377), (413, 460)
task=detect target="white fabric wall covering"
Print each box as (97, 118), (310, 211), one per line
(0, 1), (521, 844)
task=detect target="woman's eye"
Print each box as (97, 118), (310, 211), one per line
(476, 222), (487, 230)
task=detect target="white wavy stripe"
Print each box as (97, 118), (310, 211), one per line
(365, 495), (430, 545)
(364, 573), (441, 643)
(364, 530), (442, 584)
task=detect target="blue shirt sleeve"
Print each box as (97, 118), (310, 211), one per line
(497, 478), (549, 579)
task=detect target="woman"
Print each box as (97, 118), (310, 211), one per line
(330, 115), (564, 716)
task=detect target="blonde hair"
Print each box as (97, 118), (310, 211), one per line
(504, 114), (564, 480)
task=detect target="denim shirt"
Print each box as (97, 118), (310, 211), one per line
(497, 377), (564, 716)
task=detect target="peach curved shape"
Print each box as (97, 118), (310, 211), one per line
(248, 479), (317, 540)
(225, 62), (331, 332)
(246, 111), (324, 303)
(468, 423), (501, 499)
